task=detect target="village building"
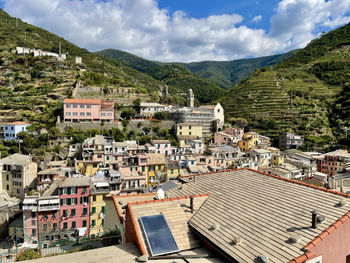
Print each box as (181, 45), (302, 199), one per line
(279, 132), (303, 149)
(63, 99), (114, 123)
(3, 121), (31, 141)
(139, 102), (167, 117)
(0, 153), (37, 198)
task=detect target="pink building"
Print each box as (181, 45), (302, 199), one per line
(152, 140), (171, 156)
(195, 154), (215, 166)
(225, 127), (244, 137)
(63, 99), (114, 123)
(23, 195), (39, 243)
(37, 196), (60, 245)
(59, 177), (91, 237)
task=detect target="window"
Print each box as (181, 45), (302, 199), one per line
(31, 212), (35, 218)
(92, 220), (96, 227)
(53, 223), (57, 230)
(71, 187), (76, 194)
(171, 169), (174, 174)
(101, 206), (105, 213)
(6, 175), (9, 181)
(107, 113), (112, 116)
(66, 104), (71, 108)
(125, 181), (130, 189)
(71, 221), (76, 228)
(52, 212), (57, 219)
(87, 105), (91, 109)
(189, 126), (191, 129)
(81, 196), (88, 204)
(142, 166), (145, 172)
(80, 112), (85, 116)
(66, 112), (71, 116)
(32, 229), (36, 236)
(63, 222), (68, 229)
(93, 196), (96, 202)
(87, 112), (91, 116)
(106, 156), (109, 161)
(180, 131), (182, 135)
(43, 224), (47, 232)
(73, 104), (77, 108)
(82, 220), (87, 227)
(83, 208), (88, 215)
(80, 104), (84, 108)
(73, 112), (78, 116)
(72, 198), (77, 205)
(101, 113), (106, 116)
(101, 219), (104, 226)
(93, 164), (98, 168)
(180, 126), (182, 129)
(31, 220), (36, 226)
(189, 132), (192, 135)
(82, 187), (87, 194)
(91, 207), (96, 214)
(62, 210), (68, 217)
(43, 212), (48, 219)
(71, 209), (76, 216)
(158, 165), (162, 170)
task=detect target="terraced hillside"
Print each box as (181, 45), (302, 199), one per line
(220, 23), (350, 150)
(0, 9), (171, 126)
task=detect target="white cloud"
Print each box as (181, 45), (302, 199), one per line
(1, 0), (350, 62)
(252, 15), (262, 23)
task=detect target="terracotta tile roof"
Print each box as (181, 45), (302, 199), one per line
(167, 169), (350, 263)
(110, 193), (157, 221)
(63, 98), (101, 104)
(127, 194), (210, 256)
(5, 121), (30, 126)
(59, 177), (91, 187)
(147, 153), (166, 165)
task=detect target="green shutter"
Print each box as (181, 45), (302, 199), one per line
(92, 207), (96, 214)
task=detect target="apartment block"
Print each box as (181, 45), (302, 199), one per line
(3, 121), (30, 141)
(63, 99), (114, 123)
(0, 154), (37, 198)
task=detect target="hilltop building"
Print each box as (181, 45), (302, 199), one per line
(3, 121), (30, 141)
(63, 99), (114, 123)
(139, 103), (167, 117)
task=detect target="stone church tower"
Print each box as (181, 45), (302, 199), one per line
(187, 88), (194, 107)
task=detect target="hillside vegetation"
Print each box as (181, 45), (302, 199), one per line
(0, 9), (170, 127)
(178, 51), (295, 89)
(219, 23), (350, 150)
(97, 49), (226, 104)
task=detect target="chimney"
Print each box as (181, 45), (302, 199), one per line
(340, 179), (344, 193)
(190, 196), (194, 214)
(312, 210), (318, 229)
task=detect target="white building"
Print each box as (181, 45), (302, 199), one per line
(140, 103), (167, 117)
(3, 121), (30, 141)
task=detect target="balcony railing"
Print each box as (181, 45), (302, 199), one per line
(38, 205), (60, 212)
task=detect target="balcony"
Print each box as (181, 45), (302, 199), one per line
(23, 205), (37, 211)
(38, 205), (60, 212)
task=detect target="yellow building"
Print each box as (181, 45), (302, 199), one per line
(271, 154), (285, 166)
(166, 163), (181, 181)
(176, 123), (202, 138)
(90, 181), (109, 237)
(75, 161), (100, 176)
(238, 132), (259, 152)
(147, 154), (167, 186)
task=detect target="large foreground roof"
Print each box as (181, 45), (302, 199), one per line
(167, 169), (350, 262)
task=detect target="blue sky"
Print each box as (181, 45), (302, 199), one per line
(1, 0), (350, 62)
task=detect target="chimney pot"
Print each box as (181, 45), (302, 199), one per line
(190, 196), (194, 214)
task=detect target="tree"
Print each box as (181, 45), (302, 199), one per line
(121, 107), (137, 120)
(153, 111), (168, 120)
(230, 117), (248, 128)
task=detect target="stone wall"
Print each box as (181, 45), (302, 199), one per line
(56, 122), (123, 132)
(0, 203), (21, 239)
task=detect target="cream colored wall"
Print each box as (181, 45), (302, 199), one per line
(176, 125), (202, 138)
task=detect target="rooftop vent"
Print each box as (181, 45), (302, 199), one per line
(317, 215), (326, 224)
(211, 223), (220, 231)
(289, 234), (302, 244)
(339, 199), (348, 207)
(312, 210), (318, 229)
(232, 237), (243, 245)
(257, 254), (269, 263)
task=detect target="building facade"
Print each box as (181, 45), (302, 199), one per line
(63, 99), (114, 123)
(3, 121), (30, 141)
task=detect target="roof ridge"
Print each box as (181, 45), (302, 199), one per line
(179, 168), (350, 199)
(127, 194), (211, 207)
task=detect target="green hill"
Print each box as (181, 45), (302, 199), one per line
(0, 9), (170, 126)
(97, 49), (226, 104)
(219, 23), (350, 150)
(178, 51), (295, 89)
